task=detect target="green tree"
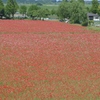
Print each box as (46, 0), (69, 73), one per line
(70, 1), (88, 24)
(37, 8), (50, 20)
(5, 0), (18, 19)
(57, 2), (71, 21)
(91, 0), (99, 14)
(51, 9), (56, 15)
(97, 5), (100, 15)
(19, 5), (27, 17)
(43, 9), (50, 18)
(0, 0), (4, 18)
(57, 1), (88, 25)
(27, 5), (40, 19)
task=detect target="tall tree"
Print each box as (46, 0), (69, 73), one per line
(0, 0), (4, 18)
(97, 5), (100, 15)
(19, 5), (27, 17)
(70, 1), (87, 24)
(51, 9), (56, 15)
(91, 0), (99, 14)
(57, 1), (88, 25)
(37, 8), (50, 20)
(57, 2), (71, 21)
(5, 0), (18, 18)
(27, 5), (40, 19)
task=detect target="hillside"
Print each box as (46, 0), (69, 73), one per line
(0, 20), (100, 100)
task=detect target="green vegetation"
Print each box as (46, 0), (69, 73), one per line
(19, 5), (27, 16)
(0, 0), (100, 26)
(40, 4), (58, 11)
(5, 0), (18, 18)
(57, 1), (88, 26)
(97, 5), (100, 15)
(0, 0), (4, 18)
(91, 0), (99, 13)
(27, 4), (40, 19)
(26, 4), (51, 20)
(87, 25), (100, 32)
(78, 0), (85, 4)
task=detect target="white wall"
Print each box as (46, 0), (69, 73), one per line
(93, 17), (100, 21)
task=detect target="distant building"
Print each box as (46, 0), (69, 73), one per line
(87, 13), (100, 21)
(87, 13), (100, 26)
(14, 12), (27, 19)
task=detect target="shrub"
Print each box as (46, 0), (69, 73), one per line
(88, 20), (94, 26)
(82, 20), (88, 26)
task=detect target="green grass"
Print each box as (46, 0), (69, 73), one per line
(40, 4), (59, 11)
(18, 4), (59, 11)
(85, 4), (92, 8)
(87, 26), (100, 32)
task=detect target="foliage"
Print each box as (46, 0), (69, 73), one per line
(27, 4), (40, 19)
(88, 20), (94, 26)
(19, 5), (27, 15)
(57, 1), (88, 25)
(87, 25), (100, 32)
(91, 0), (99, 14)
(43, 8), (50, 17)
(0, 0), (4, 18)
(40, 5), (58, 11)
(38, 8), (50, 20)
(51, 8), (56, 15)
(70, 1), (88, 24)
(86, 6), (91, 12)
(27, 4), (50, 20)
(57, 2), (71, 21)
(97, 5), (100, 16)
(81, 20), (88, 26)
(78, 0), (84, 4)
(5, 0), (18, 18)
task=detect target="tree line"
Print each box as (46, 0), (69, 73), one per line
(57, 0), (100, 26)
(0, 0), (100, 26)
(0, 0), (55, 20)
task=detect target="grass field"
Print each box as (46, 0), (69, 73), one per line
(18, 4), (59, 11)
(87, 26), (100, 32)
(40, 4), (59, 10)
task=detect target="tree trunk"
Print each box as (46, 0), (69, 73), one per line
(12, 14), (14, 19)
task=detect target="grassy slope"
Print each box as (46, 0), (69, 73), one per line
(87, 26), (100, 32)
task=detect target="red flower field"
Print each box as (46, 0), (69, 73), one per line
(0, 20), (100, 100)
(0, 20), (92, 34)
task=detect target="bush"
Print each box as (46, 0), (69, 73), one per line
(82, 20), (88, 26)
(88, 20), (94, 26)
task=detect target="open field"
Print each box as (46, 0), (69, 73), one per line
(0, 20), (100, 100)
(87, 26), (100, 32)
(18, 4), (59, 11)
(0, 20), (93, 34)
(40, 4), (59, 10)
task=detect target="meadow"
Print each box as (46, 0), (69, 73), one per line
(0, 20), (100, 100)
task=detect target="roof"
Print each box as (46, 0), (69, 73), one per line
(87, 13), (99, 17)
